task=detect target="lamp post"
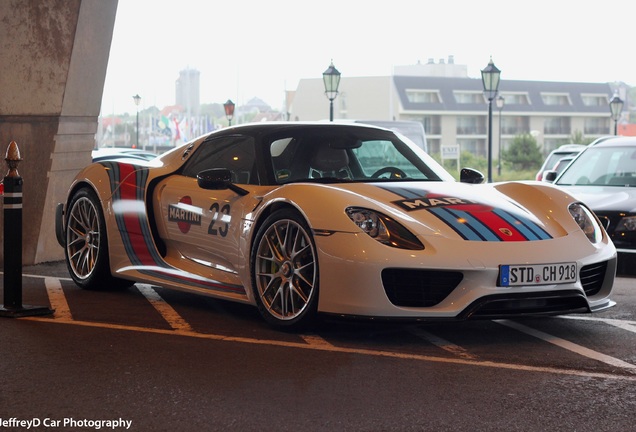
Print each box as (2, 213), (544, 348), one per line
(223, 99), (235, 126)
(133, 94), (141, 148)
(496, 95), (505, 177)
(481, 58), (501, 183)
(322, 61), (341, 121)
(609, 93), (624, 136)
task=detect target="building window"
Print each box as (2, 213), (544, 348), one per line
(501, 116), (529, 135)
(499, 93), (530, 105)
(456, 116), (485, 135)
(454, 91), (484, 104)
(427, 138), (441, 156)
(400, 115), (441, 136)
(405, 90), (441, 104)
(541, 93), (571, 106)
(581, 94), (609, 106)
(339, 92), (347, 113)
(584, 117), (609, 135)
(457, 138), (485, 158)
(422, 115), (441, 135)
(499, 137), (510, 152)
(544, 117), (571, 135)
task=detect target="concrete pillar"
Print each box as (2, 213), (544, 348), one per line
(0, 0), (118, 264)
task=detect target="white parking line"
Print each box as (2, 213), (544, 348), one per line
(21, 274), (636, 381)
(44, 277), (72, 320)
(558, 315), (636, 334)
(136, 284), (194, 333)
(22, 316), (636, 382)
(408, 327), (477, 360)
(494, 319), (636, 372)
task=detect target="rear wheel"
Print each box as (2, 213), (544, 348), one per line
(251, 209), (319, 329)
(65, 187), (133, 290)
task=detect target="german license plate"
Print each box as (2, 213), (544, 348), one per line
(499, 263), (577, 287)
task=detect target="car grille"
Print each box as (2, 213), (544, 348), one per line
(463, 291), (589, 319)
(579, 261), (607, 296)
(381, 269), (463, 307)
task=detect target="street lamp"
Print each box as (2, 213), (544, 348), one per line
(496, 95), (505, 177)
(609, 93), (624, 136)
(223, 99), (235, 126)
(133, 94), (141, 148)
(322, 61), (341, 121)
(481, 58), (501, 183)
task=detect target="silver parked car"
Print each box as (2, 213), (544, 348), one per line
(536, 144), (585, 181)
(547, 136), (636, 274)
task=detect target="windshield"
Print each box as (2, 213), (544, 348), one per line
(544, 151), (579, 170)
(269, 129), (452, 184)
(556, 145), (636, 186)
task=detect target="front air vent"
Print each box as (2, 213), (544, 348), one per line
(579, 261), (607, 296)
(381, 269), (463, 307)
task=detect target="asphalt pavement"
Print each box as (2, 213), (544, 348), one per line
(0, 262), (634, 432)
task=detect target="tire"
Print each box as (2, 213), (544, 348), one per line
(251, 209), (319, 329)
(64, 188), (134, 290)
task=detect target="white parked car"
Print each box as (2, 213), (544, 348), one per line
(56, 122), (616, 329)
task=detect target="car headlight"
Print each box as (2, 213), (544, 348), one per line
(615, 215), (636, 232)
(568, 203), (602, 244)
(345, 207), (424, 250)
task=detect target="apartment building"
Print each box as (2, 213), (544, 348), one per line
(289, 57), (623, 157)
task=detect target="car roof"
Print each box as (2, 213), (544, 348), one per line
(216, 121), (388, 132)
(199, 121), (397, 142)
(587, 136), (636, 148)
(92, 147), (154, 154)
(92, 147), (157, 161)
(588, 136), (615, 146)
(553, 144), (586, 152)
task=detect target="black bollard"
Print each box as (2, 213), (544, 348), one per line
(0, 141), (53, 317)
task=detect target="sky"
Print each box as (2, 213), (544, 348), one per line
(101, 0), (635, 116)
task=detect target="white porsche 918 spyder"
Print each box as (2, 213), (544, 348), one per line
(55, 122), (616, 329)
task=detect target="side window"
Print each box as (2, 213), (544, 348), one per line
(181, 135), (257, 184)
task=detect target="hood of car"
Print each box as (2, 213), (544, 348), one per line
(380, 182), (557, 241)
(558, 185), (636, 213)
(295, 181), (571, 242)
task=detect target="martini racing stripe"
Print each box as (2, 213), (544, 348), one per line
(459, 207), (526, 241)
(382, 185), (422, 200)
(102, 162), (140, 263)
(494, 208), (551, 241)
(430, 207), (491, 241)
(100, 162), (245, 294)
(379, 184), (552, 242)
(103, 162), (159, 266)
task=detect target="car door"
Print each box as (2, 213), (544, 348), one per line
(153, 134), (259, 278)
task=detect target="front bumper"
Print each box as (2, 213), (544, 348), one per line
(313, 231), (617, 319)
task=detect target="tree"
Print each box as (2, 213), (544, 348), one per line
(503, 133), (543, 170)
(569, 130), (595, 145)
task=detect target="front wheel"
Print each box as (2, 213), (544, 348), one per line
(65, 187), (133, 290)
(251, 209), (319, 329)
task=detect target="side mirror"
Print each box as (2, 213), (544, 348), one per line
(543, 170), (558, 183)
(460, 168), (484, 184)
(197, 168), (248, 196)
